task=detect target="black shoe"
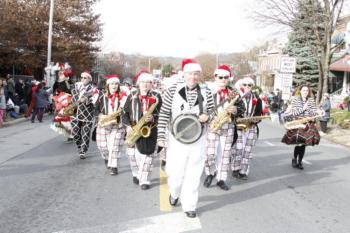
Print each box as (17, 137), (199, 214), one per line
(185, 211), (196, 218)
(65, 138), (73, 144)
(217, 180), (229, 191)
(232, 170), (240, 178)
(297, 163), (304, 170)
(161, 160), (166, 168)
(237, 173), (248, 180)
(203, 175), (214, 188)
(141, 184), (150, 190)
(169, 195), (178, 206)
(110, 168), (118, 175)
(79, 153), (86, 159)
(104, 160), (109, 169)
(133, 177), (139, 185)
(292, 159), (297, 168)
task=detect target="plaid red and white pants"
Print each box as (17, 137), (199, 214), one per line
(231, 126), (258, 175)
(127, 147), (153, 185)
(205, 125), (235, 182)
(96, 124), (125, 168)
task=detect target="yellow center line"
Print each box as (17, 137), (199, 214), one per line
(159, 166), (172, 211)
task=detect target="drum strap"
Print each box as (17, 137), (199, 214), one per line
(196, 86), (204, 115)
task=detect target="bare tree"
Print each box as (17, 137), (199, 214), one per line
(253, 0), (346, 102)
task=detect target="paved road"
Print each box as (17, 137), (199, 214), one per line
(0, 119), (350, 233)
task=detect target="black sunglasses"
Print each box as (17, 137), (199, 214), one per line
(217, 76), (229, 80)
(242, 83), (253, 87)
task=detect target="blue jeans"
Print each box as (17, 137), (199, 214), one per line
(31, 107), (44, 122)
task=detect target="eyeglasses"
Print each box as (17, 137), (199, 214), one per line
(217, 76), (229, 80)
(242, 83), (253, 87)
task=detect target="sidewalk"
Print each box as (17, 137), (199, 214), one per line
(324, 127), (350, 148)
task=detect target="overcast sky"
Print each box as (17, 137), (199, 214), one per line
(93, 0), (350, 57)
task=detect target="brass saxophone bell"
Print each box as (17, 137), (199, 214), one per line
(140, 125), (151, 138)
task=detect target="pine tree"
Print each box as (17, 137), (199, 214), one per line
(284, 0), (324, 93)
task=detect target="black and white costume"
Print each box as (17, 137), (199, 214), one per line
(123, 89), (162, 187)
(231, 88), (262, 178)
(71, 81), (99, 158)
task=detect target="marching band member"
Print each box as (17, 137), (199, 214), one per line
(231, 76), (263, 180)
(123, 70), (162, 190)
(204, 65), (245, 191)
(281, 85), (321, 169)
(51, 69), (74, 142)
(157, 59), (214, 218)
(71, 71), (99, 159)
(95, 75), (127, 175)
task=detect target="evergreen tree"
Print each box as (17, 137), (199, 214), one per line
(284, 0), (324, 93)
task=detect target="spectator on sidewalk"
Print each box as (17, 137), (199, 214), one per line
(319, 93), (331, 134)
(15, 79), (26, 102)
(0, 79), (7, 127)
(26, 80), (38, 118)
(6, 75), (15, 103)
(348, 89), (350, 112)
(31, 83), (49, 123)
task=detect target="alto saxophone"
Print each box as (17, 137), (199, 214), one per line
(236, 115), (271, 130)
(98, 108), (123, 127)
(63, 91), (93, 116)
(63, 102), (78, 116)
(284, 110), (325, 130)
(125, 97), (159, 147)
(209, 95), (240, 132)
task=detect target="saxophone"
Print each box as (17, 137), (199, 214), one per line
(63, 91), (93, 116)
(284, 110), (325, 130)
(98, 108), (123, 127)
(125, 97), (159, 147)
(209, 95), (240, 132)
(63, 102), (78, 116)
(236, 115), (271, 130)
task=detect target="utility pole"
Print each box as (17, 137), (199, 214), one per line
(45, 0), (54, 87)
(47, 0), (54, 67)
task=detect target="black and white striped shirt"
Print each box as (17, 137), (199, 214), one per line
(157, 83), (215, 141)
(291, 96), (317, 118)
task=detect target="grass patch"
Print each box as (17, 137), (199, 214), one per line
(330, 109), (350, 129)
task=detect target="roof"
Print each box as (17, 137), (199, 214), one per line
(329, 55), (350, 72)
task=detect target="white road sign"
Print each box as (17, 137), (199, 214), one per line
(280, 57), (296, 73)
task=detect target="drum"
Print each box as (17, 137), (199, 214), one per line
(171, 114), (203, 144)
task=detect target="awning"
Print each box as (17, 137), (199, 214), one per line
(329, 55), (350, 72)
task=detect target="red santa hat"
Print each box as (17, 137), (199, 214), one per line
(105, 74), (120, 84)
(214, 64), (231, 77)
(182, 58), (202, 73)
(81, 71), (92, 80)
(134, 70), (154, 84)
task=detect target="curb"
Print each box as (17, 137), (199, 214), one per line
(2, 117), (29, 127)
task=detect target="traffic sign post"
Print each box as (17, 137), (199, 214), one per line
(274, 56), (296, 100)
